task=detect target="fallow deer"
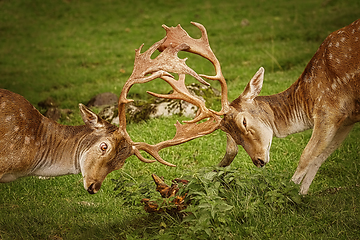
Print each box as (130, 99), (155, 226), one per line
(0, 34), (216, 194)
(221, 20), (360, 194)
(115, 20), (360, 195)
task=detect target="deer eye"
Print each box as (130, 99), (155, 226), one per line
(100, 142), (108, 152)
(243, 118), (247, 128)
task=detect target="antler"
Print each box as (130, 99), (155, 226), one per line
(132, 72), (223, 163)
(118, 22), (228, 166)
(159, 22), (230, 115)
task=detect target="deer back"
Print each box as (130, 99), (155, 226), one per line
(0, 89), (42, 177)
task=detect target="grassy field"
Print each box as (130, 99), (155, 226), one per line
(1, 0), (360, 239)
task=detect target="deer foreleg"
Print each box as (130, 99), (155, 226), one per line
(292, 123), (354, 194)
(218, 133), (238, 167)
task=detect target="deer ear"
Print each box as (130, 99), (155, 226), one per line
(79, 104), (105, 129)
(240, 67), (264, 101)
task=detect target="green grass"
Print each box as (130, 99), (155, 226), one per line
(1, 0), (360, 239)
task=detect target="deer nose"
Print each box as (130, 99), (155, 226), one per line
(258, 158), (265, 167)
(87, 183), (97, 194)
(253, 158), (265, 168)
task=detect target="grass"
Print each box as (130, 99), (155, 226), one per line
(1, 0), (360, 239)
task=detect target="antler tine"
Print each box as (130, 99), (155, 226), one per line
(133, 142), (176, 167)
(147, 74), (214, 123)
(133, 114), (222, 167)
(159, 22), (230, 115)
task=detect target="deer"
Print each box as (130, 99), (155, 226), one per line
(102, 20), (359, 195)
(221, 20), (360, 194)
(0, 30), (219, 194)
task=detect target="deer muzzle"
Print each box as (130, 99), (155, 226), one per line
(252, 158), (266, 168)
(86, 181), (102, 194)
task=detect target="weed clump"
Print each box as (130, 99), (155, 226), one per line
(112, 167), (303, 239)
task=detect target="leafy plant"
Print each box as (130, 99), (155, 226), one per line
(179, 170), (234, 238)
(112, 166), (304, 239)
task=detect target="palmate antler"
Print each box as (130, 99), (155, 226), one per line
(159, 22), (230, 115)
(118, 22), (231, 167)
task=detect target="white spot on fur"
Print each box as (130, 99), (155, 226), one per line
(1, 102), (6, 109)
(5, 116), (12, 122)
(340, 37), (346, 42)
(24, 136), (31, 145)
(8, 144), (14, 151)
(19, 109), (25, 119)
(329, 53), (333, 59)
(337, 77), (343, 85)
(14, 126), (20, 132)
(345, 73), (351, 81)
(335, 42), (340, 47)
(336, 58), (341, 64)
(336, 77), (343, 85)
(331, 83), (337, 90)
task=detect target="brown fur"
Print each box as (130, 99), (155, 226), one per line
(221, 19), (360, 194)
(0, 89), (132, 194)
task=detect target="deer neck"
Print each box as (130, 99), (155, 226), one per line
(31, 119), (91, 177)
(255, 81), (313, 138)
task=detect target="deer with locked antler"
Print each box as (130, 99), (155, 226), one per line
(115, 20), (360, 195)
(0, 27), (214, 194)
(3, 20), (359, 195)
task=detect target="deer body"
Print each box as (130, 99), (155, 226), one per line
(221, 19), (360, 194)
(0, 89), (133, 193)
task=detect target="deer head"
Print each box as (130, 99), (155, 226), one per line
(220, 67), (273, 167)
(76, 104), (132, 193)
